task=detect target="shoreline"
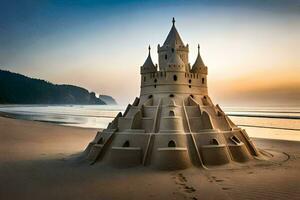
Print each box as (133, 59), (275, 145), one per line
(1, 110), (299, 141)
(0, 116), (300, 200)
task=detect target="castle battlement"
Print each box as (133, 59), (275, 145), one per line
(157, 44), (189, 52)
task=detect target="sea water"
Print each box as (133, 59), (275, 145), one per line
(0, 105), (299, 141)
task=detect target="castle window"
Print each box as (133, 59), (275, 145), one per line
(169, 111), (175, 116)
(169, 94), (174, 97)
(154, 79), (157, 83)
(165, 54), (168, 60)
(171, 48), (174, 53)
(202, 78), (205, 84)
(189, 79), (192, 84)
(154, 85), (157, 88)
(230, 136), (241, 145)
(189, 85), (191, 88)
(190, 94), (194, 98)
(123, 140), (130, 147)
(211, 139), (219, 145)
(143, 76), (146, 82)
(173, 75), (177, 81)
(148, 95), (153, 99)
(168, 140), (176, 147)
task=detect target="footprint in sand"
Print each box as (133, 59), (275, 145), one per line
(174, 180), (185, 186)
(210, 176), (225, 183)
(222, 187), (231, 190)
(172, 173), (197, 199)
(178, 173), (187, 182)
(184, 186), (196, 193)
(215, 179), (224, 182)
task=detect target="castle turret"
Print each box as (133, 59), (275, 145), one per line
(166, 52), (185, 72)
(191, 44), (208, 75)
(140, 18), (208, 100)
(140, 46), (157, 74)
(158, 18), (189, 71)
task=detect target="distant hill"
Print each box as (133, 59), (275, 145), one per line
(0, 70), (117, 105)
(99, 95), (117, 105)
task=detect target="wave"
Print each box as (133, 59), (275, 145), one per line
(1, 108), (299, 120)
(0, 110), (116, 119)
(227, 113), (300, 120)
(0, 105), (299, 129)
(238, 124), (300, 131)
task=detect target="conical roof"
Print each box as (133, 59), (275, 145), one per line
(163, 18), (184, 46)
(167, 53), (184, 67)
(191, 44), (206, 73)
(141, 46), (156, 72)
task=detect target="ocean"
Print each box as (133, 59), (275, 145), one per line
(0, 105), (299, 141)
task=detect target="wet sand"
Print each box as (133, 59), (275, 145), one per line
(0, 116), (299, 200)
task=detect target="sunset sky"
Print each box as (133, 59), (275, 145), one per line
(1, 0), (299, 106)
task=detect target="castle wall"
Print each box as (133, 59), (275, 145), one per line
(140, 71), (208, 98)
(158, 45), (189, 71)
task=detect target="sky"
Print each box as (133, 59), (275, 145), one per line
(0, 0), (299, 106)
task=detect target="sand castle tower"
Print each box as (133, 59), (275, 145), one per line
(85, 18), (263, 169)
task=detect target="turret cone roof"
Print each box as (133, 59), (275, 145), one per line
(168, 53), (185, 67)
(163, 18), (184, 47)
(191, 44), (206, 73)
(142, 46), (156, 72)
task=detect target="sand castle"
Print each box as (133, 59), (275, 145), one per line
(85, 18), (263, 169)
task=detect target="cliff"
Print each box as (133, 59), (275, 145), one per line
(0, 70), (116, 105)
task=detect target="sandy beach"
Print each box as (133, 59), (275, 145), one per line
(0, 116), (299, 200)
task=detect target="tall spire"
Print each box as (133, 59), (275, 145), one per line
(163, 18), (184, 46)
(191, 44), (206, 73)
(141, 45), (156, 73)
